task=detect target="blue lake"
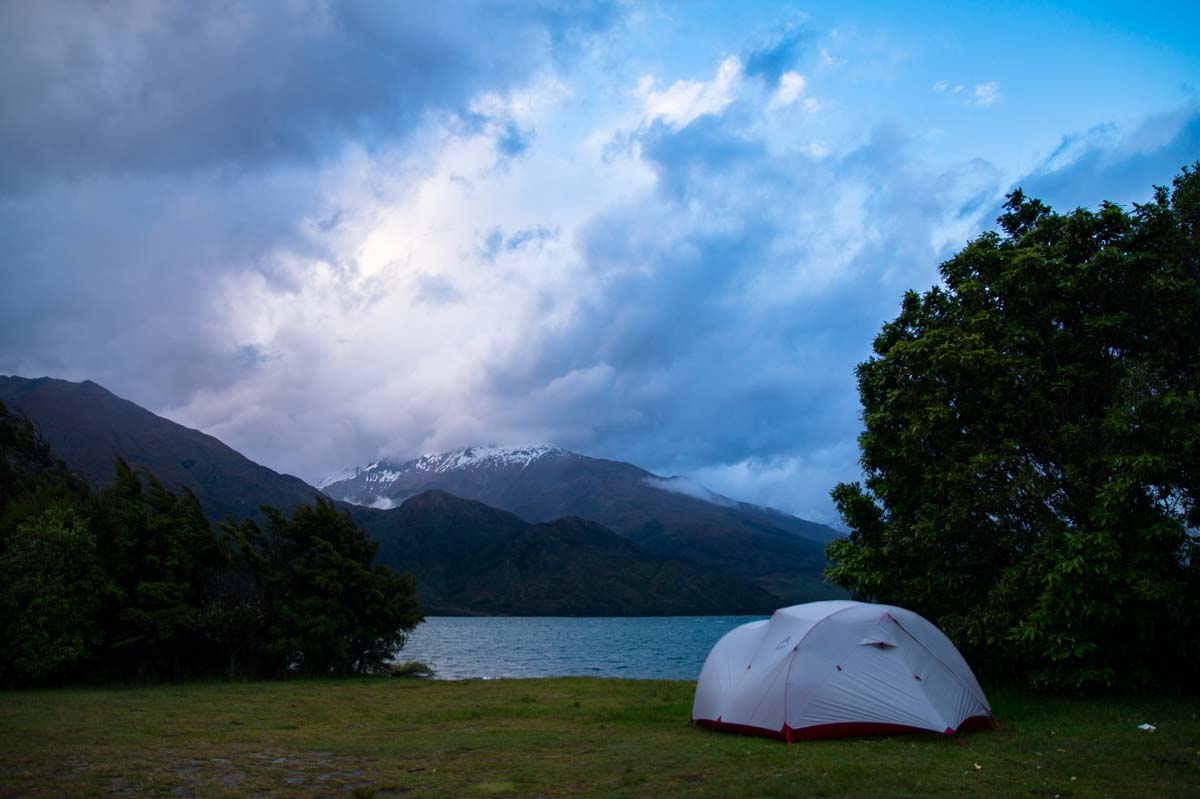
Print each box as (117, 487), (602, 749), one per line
(398, 616), (766, 681)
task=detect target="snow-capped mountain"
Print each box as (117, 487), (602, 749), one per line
(406, 443), (570, 473)
(322, 443), (842, 603)
(320, 444), (575, 507)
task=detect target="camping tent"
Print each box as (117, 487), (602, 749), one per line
(693, 600), (993, 740)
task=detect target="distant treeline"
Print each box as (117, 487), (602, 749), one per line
(0, 402), (422, 685)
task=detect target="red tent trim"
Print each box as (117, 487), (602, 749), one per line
(694, 714), (993, 742)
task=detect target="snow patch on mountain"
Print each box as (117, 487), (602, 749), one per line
(643, 475), (736, 507)
(319, 444), (571, 497)
(316, 465), (359, 489)
(363, 465), (403, 483)
(411, 444), (567, 473)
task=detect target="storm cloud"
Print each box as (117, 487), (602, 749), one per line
(0, 1), (616, 188)
(2, 2), (1196, 523)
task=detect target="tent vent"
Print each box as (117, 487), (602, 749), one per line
(858, 617), (899, 648)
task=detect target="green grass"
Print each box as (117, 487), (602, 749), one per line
(1, 678), (1197, 798)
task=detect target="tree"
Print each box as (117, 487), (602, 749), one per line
(827, 165), (1200, 690)
(227, 497), (423, 676)
(88, 460), (227, 680)
(0, 505), (105, 683)
(0, 404), (99, 684)
(1, 400), (424, 683)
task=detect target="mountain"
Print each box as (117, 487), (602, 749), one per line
(351, 491), (778, 615)
(322, 445), (845, 604)
(0, 376), (323, 522)
(0, 375), (786, 614)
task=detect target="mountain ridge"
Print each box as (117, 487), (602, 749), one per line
(0, 375), (323, 523)
(322, 444), (839, 540)
(322, 442), (844, 604)
(351, 490), (779, 615)
(0, 375), (826, 612)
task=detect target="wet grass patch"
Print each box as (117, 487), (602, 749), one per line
(1, 678), (1197, 797)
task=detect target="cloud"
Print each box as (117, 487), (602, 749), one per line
(111, 61), (1000, 524)
(818, 47), (846, 69)
(0, 2), (620, 411)
(0, 162), (343, 404)
(769, 72), (809, 110)
(1005, 106), (1200, 213)
(973, 82), (1000, 106)
(0, 1), (615, 191)
(934, 80), (995, 104)
(689, 443), (861, 527)
(478, 224), (559, 261)
(505, 225), (558, 252)
(643, 476), (735, 508)
(2, 6), (1193, 526)
(0, 31), (1020, 520)
(638, 57), (744, 129)
(414, 274), (464, 305)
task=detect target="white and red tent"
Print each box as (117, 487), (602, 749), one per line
(693, 600), (994, 741)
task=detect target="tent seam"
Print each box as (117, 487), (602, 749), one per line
(890, 616), (990, 710)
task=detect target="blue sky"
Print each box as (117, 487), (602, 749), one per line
(1, 1), (1197, 524)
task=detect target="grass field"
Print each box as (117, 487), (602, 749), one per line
(2, 677), (1198, 798)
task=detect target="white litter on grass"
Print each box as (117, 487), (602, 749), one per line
(1137, 723), (1157, 732)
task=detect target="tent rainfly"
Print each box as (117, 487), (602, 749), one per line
(692, 600), (994, 741)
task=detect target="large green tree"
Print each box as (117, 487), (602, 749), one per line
(88, 460), (227, 680)
(0, 505), (105, 683)
(0, 404), (100, 684)
(828, 165), (1200, 690)
(227, 497), (423, 676)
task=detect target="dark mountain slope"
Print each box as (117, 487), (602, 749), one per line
(0, 399), (90, 520)
(0, 376), (321, 522)
(351, 491), (778, 615)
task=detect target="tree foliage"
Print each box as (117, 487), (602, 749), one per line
(0, 505), (104, 682)
(224, 498), (423, 677)
(0, 405), (423, 685)
(827, 165), (1200, 690)
(89, 460), (226, 680)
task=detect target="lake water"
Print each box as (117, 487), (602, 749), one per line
(397, 616), (766, 681)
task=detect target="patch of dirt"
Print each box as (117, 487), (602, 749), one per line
(158, 748), (382, 797)
(53, 748), (394, 797)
